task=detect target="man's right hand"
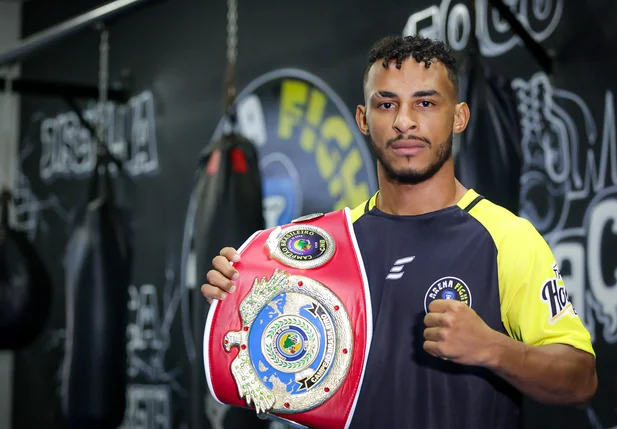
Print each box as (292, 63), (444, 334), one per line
(201, 247), (241, 303)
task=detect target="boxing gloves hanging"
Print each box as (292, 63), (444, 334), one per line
(0, 191), (53, 350)
(61, 149), (133, 429)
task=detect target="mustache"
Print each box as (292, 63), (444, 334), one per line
(386, 134), (431, 148)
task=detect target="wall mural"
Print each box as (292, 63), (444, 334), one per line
(14, 90), (173, 429)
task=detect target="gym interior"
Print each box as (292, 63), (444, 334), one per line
(0, 1), (616, 429)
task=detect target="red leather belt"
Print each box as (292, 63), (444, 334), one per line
(204, 209), (372, 429)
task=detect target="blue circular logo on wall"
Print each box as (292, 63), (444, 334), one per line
(211, 68), (378, 227)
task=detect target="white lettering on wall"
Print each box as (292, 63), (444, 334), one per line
(403, 0), (563, 57)
(123, 263), (185, 428)
(513, 73), (617, 344)
(119, 384), (171, 429)
(550, 192), (617, 345)
(12, 171), (41, 241)
(587, 197), (617, 341)
(38, 90), (159, 183)
(126, 278), (183, 386)
(13, 143), (73, 240)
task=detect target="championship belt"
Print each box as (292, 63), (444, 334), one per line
(203, 208), (372, 429)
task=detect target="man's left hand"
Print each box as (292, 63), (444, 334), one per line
(423, 299), (501, 366)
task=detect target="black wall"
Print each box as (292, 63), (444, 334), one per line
(10, 0), (617, 429)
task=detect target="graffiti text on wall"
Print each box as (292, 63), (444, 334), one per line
(122, 260), (185, 429)
(38, 90), (159, 182)
(403, 0), (563, 57)
(514, 72), (617, 346)
(119, 384), (171, 429)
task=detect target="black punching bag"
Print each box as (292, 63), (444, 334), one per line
(454, 47), (523, 214)
(187, 113), (266, 429)
(61, 147), (133, 429)
(0, 191), (53, 350)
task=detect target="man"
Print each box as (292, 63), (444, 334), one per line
(201, 35), (597, 428)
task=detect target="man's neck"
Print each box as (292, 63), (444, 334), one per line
(376, 161), (468, 216)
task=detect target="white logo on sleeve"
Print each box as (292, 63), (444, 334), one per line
(386, 256), (416, 280)
(541, 262), (577, 324)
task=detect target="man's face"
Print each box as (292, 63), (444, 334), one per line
(356, 58), (469, 184)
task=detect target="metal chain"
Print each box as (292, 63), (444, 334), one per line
(226, 0), (238, 66)
(1, 67), (15, 191)
(224, 0), (238, 111)
(4, 67), (13, 94)
(98, 27), (110, 145)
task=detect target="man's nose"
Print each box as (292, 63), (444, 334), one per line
(393, 105), (418, 133)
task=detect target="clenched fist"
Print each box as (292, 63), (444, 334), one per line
(423, 299), (500, 367)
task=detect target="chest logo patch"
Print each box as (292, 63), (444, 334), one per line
(424, 276), (472, 313)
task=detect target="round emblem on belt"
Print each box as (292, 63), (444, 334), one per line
(223, 269), (353, 415)
(265, 224), (336, 269)
(263, 314), (320, 373)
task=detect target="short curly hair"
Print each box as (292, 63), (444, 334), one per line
(364, 35), (459, 94)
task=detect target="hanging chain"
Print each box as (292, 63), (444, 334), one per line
(1, 67), (15, 192)
(97, 26), (110, 147)
(224, 0), (238, 110)
(227, 0), (238, 67)
(4, 67), (13, 95)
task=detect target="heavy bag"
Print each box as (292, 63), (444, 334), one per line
(454, 50), (523, 214)
(0, 191), (53, 350)
(61, 153), (133, 429)
(189, 128), (266, 429)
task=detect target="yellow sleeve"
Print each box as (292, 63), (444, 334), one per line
(498, 216), (595, 357)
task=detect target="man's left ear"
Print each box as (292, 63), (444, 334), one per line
(453, 102), (470, 135)
(356, 105), (370, 136)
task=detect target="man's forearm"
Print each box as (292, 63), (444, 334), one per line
(483, 333), (597, 406)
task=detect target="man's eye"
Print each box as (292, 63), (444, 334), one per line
(420, 101), (433, 107)
(381, 102), (393, 109)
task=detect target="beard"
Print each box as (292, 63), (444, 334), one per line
(371, 133), (453, 185)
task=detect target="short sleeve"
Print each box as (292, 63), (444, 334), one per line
(498, 217), (595, 357)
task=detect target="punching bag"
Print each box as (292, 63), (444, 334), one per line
(0, 70), (53, 350)
(187, 113), (266, 429)
(61, 147), (133, 429)
(454, 47), (523, 214)
(0, 191), (53, 350)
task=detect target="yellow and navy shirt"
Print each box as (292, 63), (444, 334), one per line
(347, 188), (594, 429)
